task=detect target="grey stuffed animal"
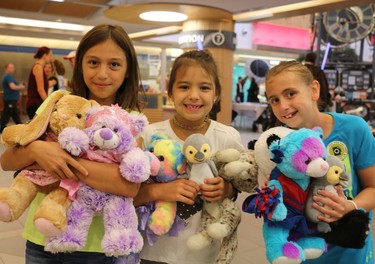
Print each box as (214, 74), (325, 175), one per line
(305, 155), (349, 233)
(183, 135), (257, 264)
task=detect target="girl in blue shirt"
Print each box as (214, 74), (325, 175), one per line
(265, 60), (375, 264)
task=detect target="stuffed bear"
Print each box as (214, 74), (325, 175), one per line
(243, 127), (329, 264)
(0, 90), (99, 237)
(138, 132), (186, 243)
(45, 104), (150, 257)
(210, 148), (259, 263)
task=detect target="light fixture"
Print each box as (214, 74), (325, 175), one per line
(129, 26), (182, 40)
(0, 16), (90, 31)
(139, 11), (188, 22)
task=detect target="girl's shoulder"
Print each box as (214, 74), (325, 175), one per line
(330, 112), (368, 128)
(209, 120), (241, 137)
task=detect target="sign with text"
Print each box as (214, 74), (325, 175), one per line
(178, 30), (236, 50)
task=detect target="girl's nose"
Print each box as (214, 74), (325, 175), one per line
(188, 87), (199, 100)
(279, 98), (289, 110)
(97, 65), (108, 79)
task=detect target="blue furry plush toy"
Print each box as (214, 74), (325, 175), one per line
(243, 127), (329, 264)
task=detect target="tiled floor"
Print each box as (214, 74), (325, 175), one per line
(0, 116), (373, 264)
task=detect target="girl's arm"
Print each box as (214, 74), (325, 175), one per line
(0, 140), (87, 180)
(33, 64), (48, 101)
(73, 159), (141, 198)
(133, 179), (200, 207)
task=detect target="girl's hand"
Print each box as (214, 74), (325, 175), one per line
(29, 140), (87, 180)
(200, 177), (229, 202)
(157, 179), (200, 205)
(312, 185), (349, 223)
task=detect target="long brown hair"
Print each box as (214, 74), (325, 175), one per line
(71, 24), (145, 111)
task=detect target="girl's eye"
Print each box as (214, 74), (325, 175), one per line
(110, 62), (121, 68)
(201, 86), (211, 91)
(287, 91), (296, 98)
(178, 85), (189, 90)
(269, 98), (279, 105)
(88, 60), (98, 66)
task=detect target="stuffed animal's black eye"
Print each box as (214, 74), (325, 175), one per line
(102, 125), (106, 128)
(149, 148), (154, 153)
(114, 128), (118, 133)
(305, 158), (311, 165)
(158, 155), (165, 161)
(76, 113), (82, 119)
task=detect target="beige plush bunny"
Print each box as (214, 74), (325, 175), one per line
(0, 90), (99, 237)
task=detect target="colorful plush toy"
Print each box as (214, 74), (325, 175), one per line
(139, 133), (186, 242)
(211, 148), (259, 263)
(45, 104), (150, 257)
(0, 90), (99, 236)
(243, 127), (329, 264)
(305, 154), (349, 233)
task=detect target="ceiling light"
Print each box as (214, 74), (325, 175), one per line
(139, 11), (187, 22)
(0, 16), (89, 31)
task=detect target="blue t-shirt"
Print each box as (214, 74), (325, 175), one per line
(305, 112), (375, 264)
(2, 73), (20, 101)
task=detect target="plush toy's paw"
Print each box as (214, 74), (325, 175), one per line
(297, 236), (326, 260)
(272, 256), (302, 264)
(148, 202), (176, 235)
(102, 229), (143, 256)
(207, 223), (229, 240)
(215, 149), (241, 163)
(58, 127), (89, 156)
(34, 218), (63, 237)
(271, 203), (287, 221)
(223, 160), (252, 178)
(186, 233), (211, 251)
(45, 236), (84, 253)
(271, 242), (304, 264)
(317, 221), (331, 233)
(120, 149), (151, 183)
(0, 202), (11, 222)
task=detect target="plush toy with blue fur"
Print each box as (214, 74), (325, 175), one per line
(243, 127), (329, 264)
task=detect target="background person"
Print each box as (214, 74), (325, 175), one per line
(1, 63), (25, 132)
(26, 46), (52, 120)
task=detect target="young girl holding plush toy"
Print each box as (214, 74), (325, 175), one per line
(265, 60), (375, 263)
(0, 24), (146, 263)
(135, 50), (245, 264)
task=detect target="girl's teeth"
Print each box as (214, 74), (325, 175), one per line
(285, 114), (293, 118)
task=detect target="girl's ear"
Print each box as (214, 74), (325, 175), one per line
(311, 80), (320, 101)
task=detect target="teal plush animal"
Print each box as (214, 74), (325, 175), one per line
(243, 127), (329, 264)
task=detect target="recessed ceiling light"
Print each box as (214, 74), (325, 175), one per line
(139, 11), (187, 22)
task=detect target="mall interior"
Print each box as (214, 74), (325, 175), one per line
(0, 0), (375, 263)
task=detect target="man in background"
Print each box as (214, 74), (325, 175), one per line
(63, 50), (76, 68)
(1, 63), (25, 132)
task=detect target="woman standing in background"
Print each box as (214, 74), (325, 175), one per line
(26, 46), (52, 120)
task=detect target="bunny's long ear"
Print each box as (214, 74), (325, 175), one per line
(1, 90), (69, 146)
